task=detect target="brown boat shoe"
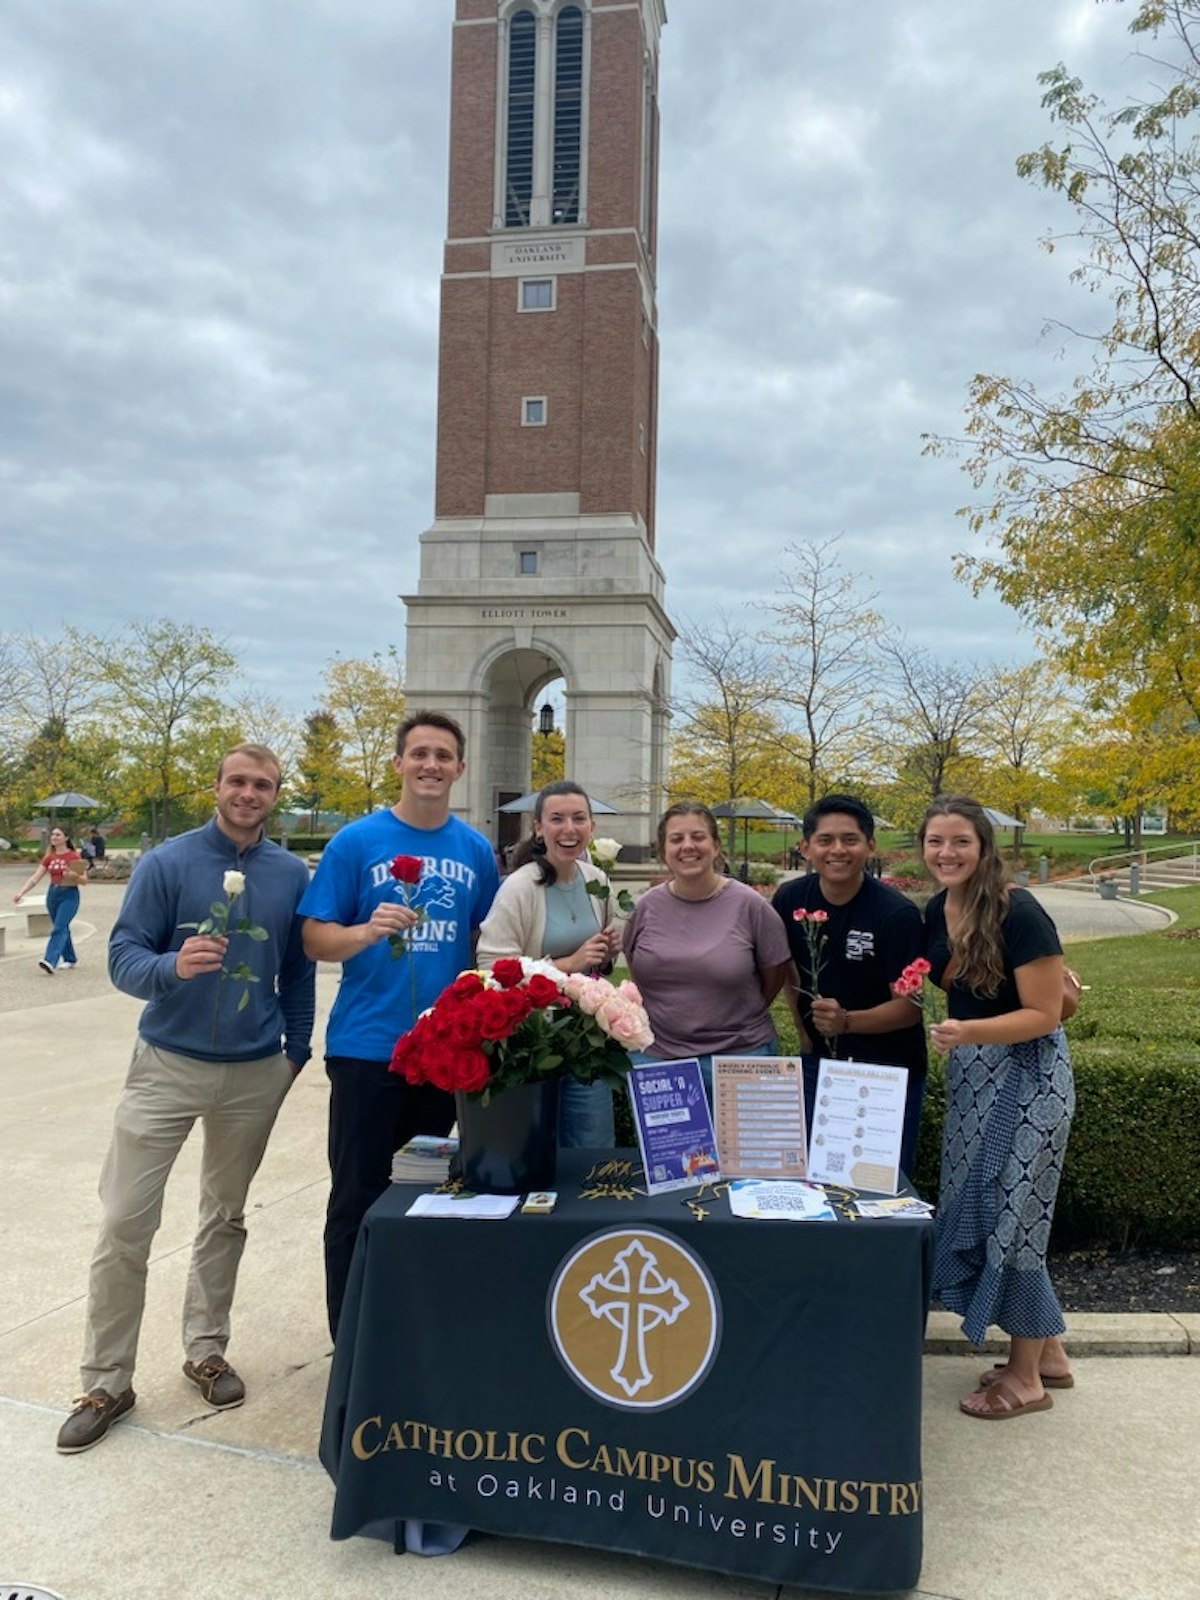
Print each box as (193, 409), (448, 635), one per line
(183, 1355), (246, 1410)
(56, 1387), (137, 1453)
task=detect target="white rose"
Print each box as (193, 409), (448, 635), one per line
(223, 870), (246, 897)
(590, 837), (621, 866)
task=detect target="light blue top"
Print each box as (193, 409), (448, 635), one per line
(542, 872), (600, 958)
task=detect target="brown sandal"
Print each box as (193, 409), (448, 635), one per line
(960, 1380), (1054, 1420)
(979, 1362), (1074, 1391)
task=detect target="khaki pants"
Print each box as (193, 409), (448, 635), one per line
(80, 1038), (293, 1394)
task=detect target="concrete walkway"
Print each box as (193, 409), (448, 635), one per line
(0, 871), (1196, 1599)
(1027, 883), (1175, 942)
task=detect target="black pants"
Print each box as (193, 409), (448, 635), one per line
(324, 1057), (454, 1338)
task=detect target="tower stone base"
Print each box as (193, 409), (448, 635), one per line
(404, 496), (673, 853)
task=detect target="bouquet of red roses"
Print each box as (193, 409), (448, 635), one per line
(389, 957), (654, 1104)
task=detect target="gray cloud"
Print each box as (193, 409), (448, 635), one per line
(0, 0), (1145, 710)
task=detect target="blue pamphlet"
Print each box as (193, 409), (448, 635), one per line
(627, 1058), (721, 1194)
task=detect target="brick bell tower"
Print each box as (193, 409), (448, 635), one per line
(403, 0), (673, 856)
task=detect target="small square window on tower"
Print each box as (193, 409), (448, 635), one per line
(519, 550), (539, 575)
(522, 396), (547, 427)
(520, 277), (556, 312)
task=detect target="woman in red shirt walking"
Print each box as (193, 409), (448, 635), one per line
(14, 826), (88, 973)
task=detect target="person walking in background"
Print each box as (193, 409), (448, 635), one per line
(623, 802), (791, 1095)
(921, 795), (1075, 1420)
(478, 781), (622, 1146)
(772, 794), (927, 1176)
(14, 825), (88, 973)
(56, 745), (314, 1454)
(299, 711), (499, 1337)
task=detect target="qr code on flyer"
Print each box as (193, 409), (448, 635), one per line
(826, 1151), (845, 1173)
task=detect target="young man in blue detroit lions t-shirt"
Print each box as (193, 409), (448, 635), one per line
(299, 711), (498, 1335)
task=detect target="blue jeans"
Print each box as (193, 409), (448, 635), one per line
(45, 885), (80, 968)
(558, 1077), (615, 1148)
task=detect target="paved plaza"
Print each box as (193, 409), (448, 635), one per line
(0, 869), (1195, 1600)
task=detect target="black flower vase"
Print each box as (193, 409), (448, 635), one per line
(455, 1078), (561, 1194)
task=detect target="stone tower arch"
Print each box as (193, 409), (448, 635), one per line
(403, 0), (673, 856)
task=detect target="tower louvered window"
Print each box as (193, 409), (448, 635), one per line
(505, 10), (537, 227)
(552, 6), (583, 224)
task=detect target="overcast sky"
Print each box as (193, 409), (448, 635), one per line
(0, 0), (1147, 715)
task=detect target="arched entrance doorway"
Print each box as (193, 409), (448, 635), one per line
(483, 645), (566, 859)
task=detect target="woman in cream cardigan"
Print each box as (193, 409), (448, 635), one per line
(478, 781), (621, 1146)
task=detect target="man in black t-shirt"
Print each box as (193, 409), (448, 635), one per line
(772, 794), (928, 1176)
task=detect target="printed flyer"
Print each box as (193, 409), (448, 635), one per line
(627, 1058), (720, 1194)
(711, 1055), (808, 1179)
(806, 1058), (908, 1194)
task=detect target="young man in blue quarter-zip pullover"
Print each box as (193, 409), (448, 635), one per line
(56, 744), (315, 1455)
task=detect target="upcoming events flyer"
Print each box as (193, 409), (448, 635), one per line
(711, 1056), (808, 1179)
(627, 1059), (720, 1194)
(805, 1058), (908, 1194)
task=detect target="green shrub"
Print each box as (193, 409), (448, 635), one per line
(272, 832), (337, 854)
(912, 1046), (1200, 1246)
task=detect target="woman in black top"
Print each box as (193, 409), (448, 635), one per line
(921, 796), (1075, 1420)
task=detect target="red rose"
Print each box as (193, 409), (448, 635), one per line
(491, 958), (524, 989)
(477, 990), (530, 1040)
(421, 1042), (459, 1092)
(525, 974), (561, 1009)
(389, 854), (423, 885)
(447, 1003), (487, 1049)
(448, 971), (485, 1000)
(455, 1050), (493, 1094)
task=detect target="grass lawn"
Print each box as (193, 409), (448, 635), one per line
(1066, 884), (1200, 992)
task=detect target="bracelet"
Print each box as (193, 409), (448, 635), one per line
(842, 1007), (852, 1034)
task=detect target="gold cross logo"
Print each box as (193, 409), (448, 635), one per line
(548, 1228), (721, 1411)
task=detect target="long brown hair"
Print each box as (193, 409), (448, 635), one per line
(919, 795), (1009, 996)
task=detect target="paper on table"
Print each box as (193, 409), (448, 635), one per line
(853, 1196), (934, 1219)
(806, 1057), (908, 1194)
(711, 1055), (807, 1179)
(726, 1179), (836, 1221)
(405, 1193), (521, 1219)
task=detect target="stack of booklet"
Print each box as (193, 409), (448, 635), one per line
(390, 1134), (459, 1184)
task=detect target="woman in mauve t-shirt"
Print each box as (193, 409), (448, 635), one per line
(13, 825), (87, 974)
(623, 802), (791, 1093)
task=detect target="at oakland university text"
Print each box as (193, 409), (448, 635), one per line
(349, 1418), (922, 1537)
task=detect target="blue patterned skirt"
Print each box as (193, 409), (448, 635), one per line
(932, 1030), (1075, 1345)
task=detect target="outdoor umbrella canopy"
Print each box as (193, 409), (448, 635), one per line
(35, 792), (102, 810)
(498, 792), (619, 814)
(709, 799), (783, 822)
(709, 798), (790, 874)
(982, 806), (1024, 830)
